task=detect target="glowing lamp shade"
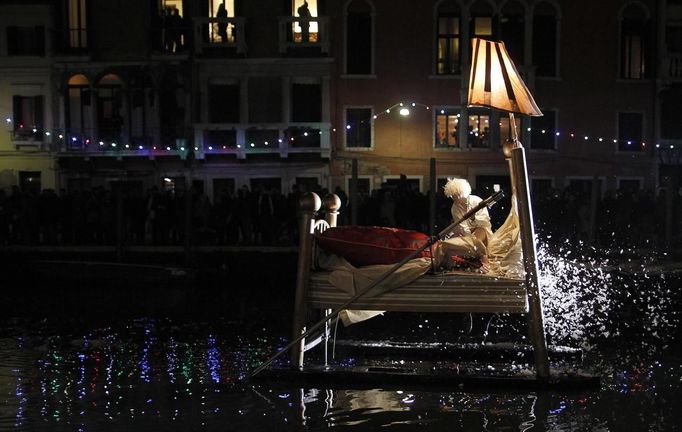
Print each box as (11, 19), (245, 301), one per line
(468, 38), (542, 117)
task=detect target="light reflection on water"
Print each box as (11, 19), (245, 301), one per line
(0, 313), (680, 431)
(1, 243), (681, 431)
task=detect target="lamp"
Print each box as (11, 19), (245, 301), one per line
(467, 38), (542, 147)
(467, 38), (550, 379)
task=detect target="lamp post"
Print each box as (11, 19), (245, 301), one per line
(467, 38), (549, 379)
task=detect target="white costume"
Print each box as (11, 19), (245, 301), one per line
(438, 178), (492, 268)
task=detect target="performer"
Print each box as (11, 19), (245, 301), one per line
(437, 178), (492, 271)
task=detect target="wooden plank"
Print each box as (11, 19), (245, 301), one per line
(307, 271), (529, 313)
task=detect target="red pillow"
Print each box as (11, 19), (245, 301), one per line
(315, 226), (435, 266)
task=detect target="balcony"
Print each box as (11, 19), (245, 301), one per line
(277, 16), (329, 56)
(193, 17), (247, 56)
(9, 127), (49, 149)
(194, 122), (331, 159)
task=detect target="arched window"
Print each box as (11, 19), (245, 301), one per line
(435, 0), (461, 75)
(66, 74), (91, 142)
(620, 3), (650, 79)
(469, 0), (495, 42)
(532, 1), (558, 77)
(345, 0), (373, 75)
(500, 0), (525, 65)
(96, 74), (124, 142)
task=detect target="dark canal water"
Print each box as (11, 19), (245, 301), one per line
(1, 248), (681, 431)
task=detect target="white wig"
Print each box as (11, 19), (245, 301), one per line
(443, 177), (471, 199)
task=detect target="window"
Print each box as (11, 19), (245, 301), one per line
(129, 74), (153, 146)
(436, 1), (461, 75)
(209, 83), (240, 123)
(618, 112), (644, 152)
(247, 77), (281, 123)
(160, 0), (185, 52)
(292, 0), (319, 42)
(530, 109), (556, 150)
(346, 0), (373, 74)
(12, 96), (44, 140)
(500, 0), (525, 65)
(68, 0), (87, 49)
(6, 26), (45, 56)
(466, 108), (491, 148)
(434, 108), (460, 148)
(532, 2), (558, 77)
(207, 0), (236, 44)
(345, 108), (372, 148)
(291, 82), (321, 122)
(96, 74), (124, 142)
(66, 74), (91, 146)
(469, 0), (494, 42)
(620, 4), (650, 79)
(660, 84), (682, 139)
(499, 115), (521, 147)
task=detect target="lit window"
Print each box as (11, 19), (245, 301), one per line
(499, 115), (521, 147)
(68, 0), (87, 49)
(207, 0), (236, 44)
(620, 4), (649, 79)
(436, 0), (461, 75)
(466, 108), (491, 148)
(292, 0), (318, 42)
(435, 108), (460, 148)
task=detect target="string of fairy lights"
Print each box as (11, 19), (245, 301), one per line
(4, 101), (678, 153)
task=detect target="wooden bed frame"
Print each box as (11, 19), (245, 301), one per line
(290, 145), (551, 379)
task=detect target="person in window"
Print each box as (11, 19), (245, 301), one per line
(297, 1), (311, 43)
(167, 8), (183, 52)
(436, 178), (492, 272)
(216, 3), (228, 43)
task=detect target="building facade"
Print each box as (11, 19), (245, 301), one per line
(0, 0), (678, 204)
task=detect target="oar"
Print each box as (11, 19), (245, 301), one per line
(247, 190), (505, 379)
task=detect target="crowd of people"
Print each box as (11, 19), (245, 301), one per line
(0, 182), (679, 250)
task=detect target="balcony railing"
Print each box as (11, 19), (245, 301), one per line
(194, 122), (331, 159)
(193, 17), (247, 55)
(663, 54), (682, 79)
(9, 127), (48, 148)
(277, 16), (329, 55)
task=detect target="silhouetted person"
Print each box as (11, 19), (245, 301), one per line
(167, 8), (183, 52)
(297, 1), (311, 42)
(216, 3), (228, 43)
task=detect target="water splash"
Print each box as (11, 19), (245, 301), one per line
(536, 238), (679, 353)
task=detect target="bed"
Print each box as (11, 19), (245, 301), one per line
(289, 145), (551, 379)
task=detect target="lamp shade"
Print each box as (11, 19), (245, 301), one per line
(468, 38), (543, 117)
